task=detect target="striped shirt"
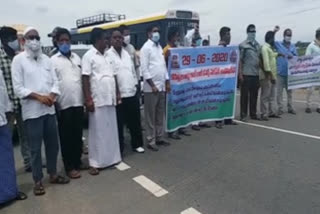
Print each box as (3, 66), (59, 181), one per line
(0, 48), (20, 112)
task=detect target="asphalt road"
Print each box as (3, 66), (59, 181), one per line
(2, 90), (320, 214)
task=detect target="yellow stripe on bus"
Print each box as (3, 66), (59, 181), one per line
(78, 15), (167, 34)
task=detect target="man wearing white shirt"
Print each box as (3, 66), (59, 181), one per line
(51, 28), (84, 179)
(119, 25), (141, 86)
(82, 28), (121, 175)
(0, 68), (27, 203)
(108, 29), (144, 154)
(12, 27), (69, 196)
(140, 25), (170, 151)
(305, 28), (320, 113)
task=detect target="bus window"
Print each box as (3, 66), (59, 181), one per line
(165, 20), (199, 47)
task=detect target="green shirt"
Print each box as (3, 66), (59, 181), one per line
(261, 43), (278, 80)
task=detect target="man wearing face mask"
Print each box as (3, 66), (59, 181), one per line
(119, 25), (140, 83)
(260, 31), (281, 121)
(12, 27), (70, 196)
(275, 29), (297, 115)
(51, 28), (85, 179)
(0, 67), (27, 203)
(140, 25), (171, 151)
(0, 26), (31, 172)
(305, 28), (320, 113)
(239, 24), (261, 122)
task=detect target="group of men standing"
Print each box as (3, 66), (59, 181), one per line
(0, 25), (147, 198)
(1, 21), (320, 201)
(240, 25), (320, 121)
(240, 25), (294, 121)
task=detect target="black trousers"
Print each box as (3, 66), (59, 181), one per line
(57, 106), (84, 171)
(116, 94), (144, 152)
(240, 75), (260, 119)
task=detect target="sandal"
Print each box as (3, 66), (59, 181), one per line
(50, 175), (70, 184)
(16, 191), (28, 200)
(88, 167), (99, 176)
(67, 170), (81, 179)
(33, 184), (45, 196)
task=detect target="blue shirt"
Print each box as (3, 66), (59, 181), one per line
(275, 41), (297, 76)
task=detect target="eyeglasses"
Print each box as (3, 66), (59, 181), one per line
(26, 35), (40, 41)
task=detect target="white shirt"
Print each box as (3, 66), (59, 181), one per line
(51, 52), (83, 110)
(0, 69), (11, 126)
(12, 52), (60, 121)
(184, 29), (195, 47)
(107, 47), (137, 98)
(82, 47), (116, 107)
(306, 41), (320, 56)
(140, 39), (168, 93)
(124, 43), (140, 79)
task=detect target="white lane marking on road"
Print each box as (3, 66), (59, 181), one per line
(116, 162), (131, 171)
(181, 207), (202, 214)
(235, 120), (320, 140)
(133, 175), (168, 197)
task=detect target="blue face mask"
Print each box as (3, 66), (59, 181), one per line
(196, 39), (202, 47)
(58, 43), (71, 54)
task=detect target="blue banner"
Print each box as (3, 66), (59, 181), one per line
(167, 46), (239, 132)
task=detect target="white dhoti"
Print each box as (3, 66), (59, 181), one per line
(88, 106), (121, 168)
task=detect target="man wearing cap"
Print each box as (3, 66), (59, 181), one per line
(0, 26), (31, 172)
(305, 28), (320, 113)
(48, 27), (62, 57)
(51, 28), (85, 179)
(12, 27), (69, 196)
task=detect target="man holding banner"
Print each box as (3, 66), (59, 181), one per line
(215, 27), (237, 128)
(305, 28), (320, 113)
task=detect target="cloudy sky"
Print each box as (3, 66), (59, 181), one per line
(1, 0), (320, 45)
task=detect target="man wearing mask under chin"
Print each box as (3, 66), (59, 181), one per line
(275, 29), (297, 116)
(140, 25), (171, 152)
(51, 28), (85, 179)
(0, 26), (31, 172)
(239, 24), (261, 122)
(12, 27), (70, 196)
(260, 31), (282, 121)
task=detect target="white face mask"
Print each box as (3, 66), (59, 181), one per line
(284, 36), (292, 43)
(8, 39), (20, 52)
(25, 39), (41, 52)
(151, 32), (160, 43)
(123, 35), (131, 45)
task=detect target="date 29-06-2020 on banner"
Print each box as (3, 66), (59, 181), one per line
(166, 46), (239, 132)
